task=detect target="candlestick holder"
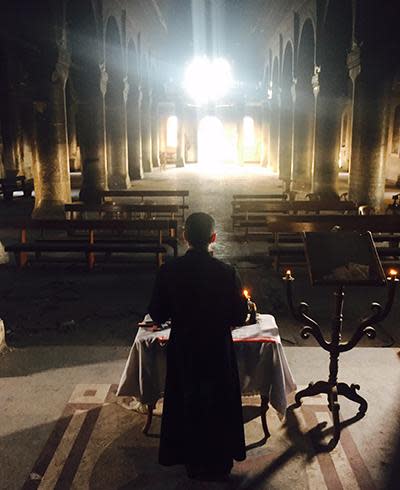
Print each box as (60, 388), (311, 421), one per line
(283, 268), (398, 449)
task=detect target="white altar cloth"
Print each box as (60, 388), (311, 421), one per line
(117, 314), (296, 416)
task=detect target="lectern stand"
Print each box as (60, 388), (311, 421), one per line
(284, 231), (398, 449)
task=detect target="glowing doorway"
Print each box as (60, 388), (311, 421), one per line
(198, 116), (225, 165)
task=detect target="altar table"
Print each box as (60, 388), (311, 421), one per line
(117, 314), (296, 435)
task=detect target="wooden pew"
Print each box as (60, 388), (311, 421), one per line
(264, 214), (400, 271)
(233, 200), (358, 237)
(0, 176), (34, 201)
(100, 190), (189, 220)
(4, 219), (178, 269)
(65, 203), (181, 223)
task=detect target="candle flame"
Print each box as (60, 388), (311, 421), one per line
(389, 269), (398, 276)
(243, 289), (250, 299)
(286, 269), (291, 275)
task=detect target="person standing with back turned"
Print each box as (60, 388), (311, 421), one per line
(149, 212), (248, 480)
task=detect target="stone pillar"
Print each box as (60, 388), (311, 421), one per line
(151, 95), (160, 168)
(1, 88), (20, 177)
(348, 45), (389, 211)
(175, 101), (185, 167)
(32, 48), (71, 218)
(261, 101), (270, 168)
(292, 73), (315, 191)
(127, 84), (143, 180)
(236, 103), (244, 165)
(106, 77), (130, 189)
(279, 82), (295, 190)
(269, 87), (280, 173)
(313, 68), (340, 198)
(141, 85), (152, 173)
(78, 64), (108, 203)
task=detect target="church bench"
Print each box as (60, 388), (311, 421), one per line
(65, 202), (182, 224)
(3, 219), (178, 269)
(232, 193), (290, 201)
(264, 215), (400, 271)
(0, 176), (34, 201)
(100, 190), (189, 220)
(232, 200), (358, 237)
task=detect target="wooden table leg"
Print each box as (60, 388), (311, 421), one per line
(142, 402), (156, 435)
(260, 394), (270, 440)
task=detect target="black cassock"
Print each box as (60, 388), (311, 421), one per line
(148, 248), (248, 467)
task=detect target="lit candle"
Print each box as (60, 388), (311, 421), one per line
(243, 289), (250, 300)
(388, 269), (398, 280)
(284, 269), (293, 280)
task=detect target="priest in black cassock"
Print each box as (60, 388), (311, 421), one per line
(148, 212), (248, 480)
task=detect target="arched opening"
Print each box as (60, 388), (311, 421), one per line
(293, 19), (315, 189)
(167, 115), (178, 149)
(127, 39), (142, 180)
(105, 16), (128, 189)
(269, 57), (280, 172)
(279, 41), (294, 186)
(66, 0), (105, 201)
(243, 116), (255, 147)
(315, 0), (352, 195)
(198, 116), (225, 165)
(391, 105), (400, 155)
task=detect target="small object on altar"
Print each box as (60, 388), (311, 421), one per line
(138, 314), (170, 330)
(243, 288), (258, 325)
(283, 269), (294, 281)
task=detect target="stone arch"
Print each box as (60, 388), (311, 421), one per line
(279, 41), (294, 185)
(269, 56), (280, 173)
(105, 15), (129, 189)
(66, 0), (107, 202)
(127, 38), (143, 180)
(293, 18), (315, 189)
(314, 0), (353, 195)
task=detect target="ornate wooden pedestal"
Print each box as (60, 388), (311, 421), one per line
(285, 272), (398, 449)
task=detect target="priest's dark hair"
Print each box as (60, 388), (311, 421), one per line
(184, 212), (216, 247)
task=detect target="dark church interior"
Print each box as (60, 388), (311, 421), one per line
(1, 1), (400, 488)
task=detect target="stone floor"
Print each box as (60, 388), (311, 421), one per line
(1, 163), (400, 489)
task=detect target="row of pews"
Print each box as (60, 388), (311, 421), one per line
(231, 192), (400, 271)
(3, 189), (189, 269)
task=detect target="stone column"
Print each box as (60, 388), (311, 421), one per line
(313, 67), (341, 198)
(78, 64), (108, 203)
(141, 85), (152, 173)
(236, 103), (244, 165)
(32, 47), (71, 219)
(1, 88), (20, 177)
(151, 94), (160, 168)
(175, 100), (185, 167)
(279, 82), (295, 190)
(292, 72), (315, 191)
(127, 84), (143, 180)
(269, 88), (281, 173)
(348, 45), (389, 211)
(261, 101), (270, 168)
(106, 77), (130, 189)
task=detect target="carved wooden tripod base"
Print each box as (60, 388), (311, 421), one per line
(295, 380), (368, 448)
(284, 275), (398, 450)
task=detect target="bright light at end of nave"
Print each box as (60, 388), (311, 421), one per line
(183, 56), (233, 105)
